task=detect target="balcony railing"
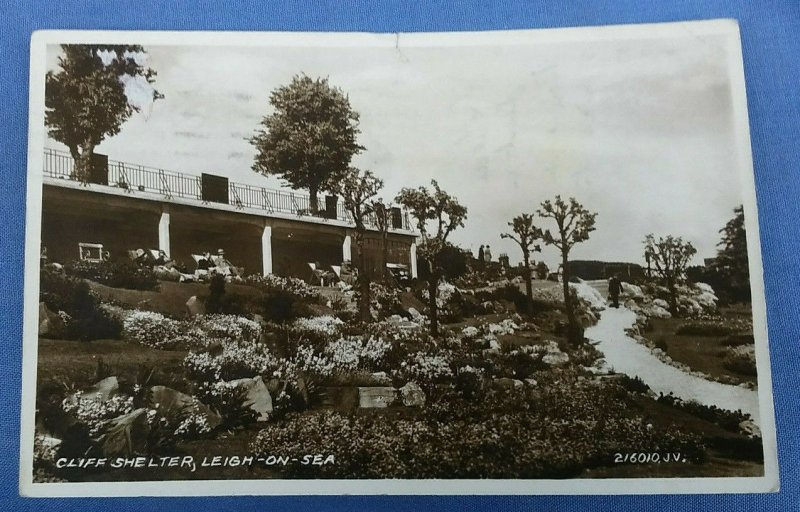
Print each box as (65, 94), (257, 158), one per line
(42, 148), (411, 231)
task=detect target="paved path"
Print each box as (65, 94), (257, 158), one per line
(585, 306), (760, 426)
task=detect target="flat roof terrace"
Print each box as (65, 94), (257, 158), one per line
(41, 147), (415, 235)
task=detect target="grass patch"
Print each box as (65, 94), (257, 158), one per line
(647, 311), (756, 385)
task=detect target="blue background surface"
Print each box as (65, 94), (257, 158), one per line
(1, 1), (798, 510)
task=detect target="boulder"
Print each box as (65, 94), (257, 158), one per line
(398, 292), (426, 316)
(149, 385), (222, 429)
(38, 302), (65, 338)
(621, 282), (645, 300)
(99, 408), (150, 456)
(66, 376), (119, 407)
(542, 351), (570, 366)
(225, 376), (273, 421)
(652, 298), (670, 310)
(185, 295), (205, 317)
(494, 378), (524, 390)
(644, 304), (672, 319)
(399, 382), (426, 406)
(358, 386), (397, 408)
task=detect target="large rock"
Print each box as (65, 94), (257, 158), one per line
(644, 303), (672, 319)
(185, 295), (205, 317)
(99, 408), (150, 456)
(38, 302), (65, 338)
(621, 282), (644, 300)
(150, 385), (222, 429)
(358, 386), (397, 408)
(66, 377), (119, 407)
(652, 298), (670, 310)
(398, 292), (426, 316)
(225, 376), (273, 421)
(399, 382), (426, 406)
(542, 351), (570, 366)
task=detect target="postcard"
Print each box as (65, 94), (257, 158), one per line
(20, 20), (778, 496)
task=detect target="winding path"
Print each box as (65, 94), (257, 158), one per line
(585, 307), (760, 426)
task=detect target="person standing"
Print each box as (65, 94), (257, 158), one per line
(477, 245), (485, 269)
(608, 273), (622, 308)
(484, 244), (493, 263)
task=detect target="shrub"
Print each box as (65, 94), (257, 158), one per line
(39, 269), (122, 340)
(656, 392), (750, 432)
(723, 334), (755, 347)
(205, 274), (227, 314)
(123, 311), (183, 350)
(675, 321), (737, 337)
(722, 345), (757, 376)
(65, 259), (159, 291)
(123, 311), (261, 350)
(616, 374), (651, 394)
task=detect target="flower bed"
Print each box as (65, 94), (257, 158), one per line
(250, 373), (706, 478)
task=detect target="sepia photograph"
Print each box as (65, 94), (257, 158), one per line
(19, 21), (778, 496)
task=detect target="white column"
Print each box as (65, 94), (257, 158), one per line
(261, 224), (273, 276)
(158, 211), (170, 256)
(410, 242), (418, 278)
(342, 234), (352, 263)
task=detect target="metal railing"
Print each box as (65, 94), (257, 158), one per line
(43, 148), (411, 231)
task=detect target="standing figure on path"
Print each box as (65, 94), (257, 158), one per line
(477, 245), (485, 269)
(484, 244), (493, 263)
(608, 273), (622, 308)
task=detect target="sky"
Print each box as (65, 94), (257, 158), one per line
(44, 27), (747, 268)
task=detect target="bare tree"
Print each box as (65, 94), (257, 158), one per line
(644, 234), (697, 316)
(501, 213), (541, 317)
(333, 167), (383, 321)
(396, 180), (467, 336)
(538, 196), (597, 343)
(371, 199), (391, 283)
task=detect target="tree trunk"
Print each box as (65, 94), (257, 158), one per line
(428, 268), (439, 336)
(308, 182), (319, 213)
(523, 251), (533, 317)
(356, 234), (371, 322)
(380, 231), (388, 283)
(561, 252), (579, 343)
(667, 277), (678, 316)
(72, 142), (94, 184)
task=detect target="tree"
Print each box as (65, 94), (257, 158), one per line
(537, 196), (597, 343)
(710, 205), (750, 303)
(45, 45), (162, 183)
(250, 75), (365, 213)
(643, 234), (697, 316)
(333, 167), (383, 322)
(501, 213), (541, 317)
(396, 180), (467, 336)
(536, 261), (549, 280)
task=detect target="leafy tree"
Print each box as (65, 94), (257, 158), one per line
(333, 167), (383, 322)
(250, 75), (364, 213)
(45, 45), (162, 183)
(501, 213), (541, 317)
(710, 205), (750, 303)
(538, 196), (597, 343)
(536, 261), (549, 280)
(396, 180), (467, 336)
(644, 234), (697, 315)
